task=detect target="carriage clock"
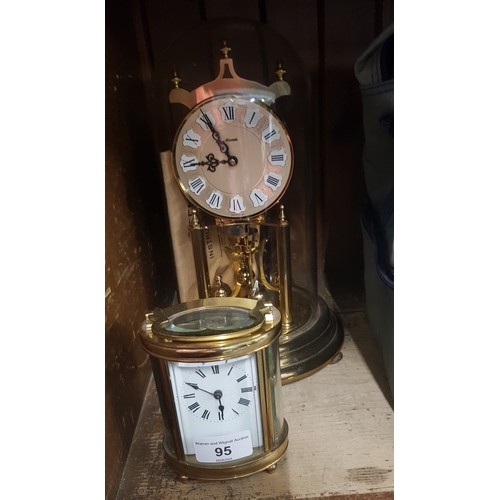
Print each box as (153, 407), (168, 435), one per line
(141, 297), (288, 480)
(160, 33), (343, 383)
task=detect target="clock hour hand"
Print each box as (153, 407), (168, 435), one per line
(214, 390), (224, 420)
(194, 153), (220, 172)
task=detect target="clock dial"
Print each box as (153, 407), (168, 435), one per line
(173, 95), (293, 219)
(168, 354), (264, 460)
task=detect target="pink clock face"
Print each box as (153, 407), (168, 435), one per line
(173, 95), (293, 219)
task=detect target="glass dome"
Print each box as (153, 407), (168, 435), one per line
(150, 18), (343, 383)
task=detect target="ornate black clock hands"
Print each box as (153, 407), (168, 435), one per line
(191, 153), (235, 173)
(200, 109), (238, 167)
(197, 153), (220, 173)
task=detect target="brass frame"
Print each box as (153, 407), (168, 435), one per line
(141, 297), (289, 480)
(163, 421), (288, 481)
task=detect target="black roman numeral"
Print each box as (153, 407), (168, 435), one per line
(188, 402), (201, 412)
(218, 411), (224, 421)
(207, 192), (221, 208)
(211, 365), (219, 374)
(182, 158), (197, 168)
(264, 129), (277, 141)
(250, 189), (268, 208)
(238, 398), (250, 406)
(230, 197), (243, 212)
(236, 374), (247, 383)
(222, 106), (235, 121)
(189, 177), (205, 194)
(183, 393), (196, 399)
(195, 369), (206, 378)
(266, 175), (280, 187)
(201, 409), (210, 420)
(199, 113), (212, 128)
(271, 154), (284, 162)
(241, 387), (253, 393)
(185, 134), (199, 144)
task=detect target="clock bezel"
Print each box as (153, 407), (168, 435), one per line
(142, 297), (281, 362)
(171, 93), (294, 221)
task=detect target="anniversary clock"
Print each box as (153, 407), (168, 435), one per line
(155, 19), (343, 383)
(141, 297), (288, 480)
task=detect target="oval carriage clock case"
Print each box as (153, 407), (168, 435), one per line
(151, 18), (344, 385)
(141, 297), (288, 480)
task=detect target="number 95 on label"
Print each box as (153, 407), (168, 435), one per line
(193, 430), (253, 463)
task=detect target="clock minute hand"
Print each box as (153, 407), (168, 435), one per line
(200, 109), (217, 134)
(200, 109), (223, 144)
(200, 109), (238, 167)
(185, 382), (216, 397)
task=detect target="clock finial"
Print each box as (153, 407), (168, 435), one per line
(171, 70), (182, 89)
(220, 40), (231, 59)
(275, 62), (286, 82)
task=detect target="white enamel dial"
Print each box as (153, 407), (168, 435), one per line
(168, 354), (263, 459)
(173, 95), (293, 219)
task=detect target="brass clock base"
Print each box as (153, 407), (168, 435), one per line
(279, 286), (344, 384)
(162, 421), (289, 481)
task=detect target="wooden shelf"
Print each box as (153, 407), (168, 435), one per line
(116, 308), (393, 499)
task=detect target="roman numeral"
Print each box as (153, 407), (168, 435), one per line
(241, 387), (253, 393)
(185, 135), (199, 144)
(268, 148), (287, 166)
(201, 409), (210, 420)
(244, 108), (262, 128)
(206, 191), (222, 209)
(180, 154), (198, 172)
(238, 398), (250, 406)
(183, 393), (196, 399)
(211, 365), (219, 374)
(229, 196), (245, 214)
(264, 130), (276, 141)
(183, 129), (201, 148)
(267, 175), (279, 187)
(195, 369), (206, 378)
(199, 114), (211, 127)
(227, 366), (234, 376)
(262, 127), (280, 144)
(188, 402), (201, 412)
(188, 176), (206, 195)
(250, 189), (268, 208)
(221, 105), (235, 121)
(232, 408), (240, 415)
(236, 374), (247, 383)
(265, 173), (283, 191)
(218, 411), (224, 421)
(197, 111), (214, 131)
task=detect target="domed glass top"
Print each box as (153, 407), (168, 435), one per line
(162, 306), (259, 335)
